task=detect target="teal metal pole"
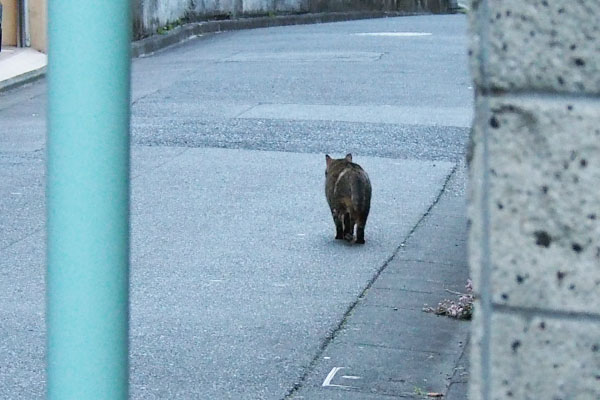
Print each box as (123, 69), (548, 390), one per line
(46, 1), (131, 399)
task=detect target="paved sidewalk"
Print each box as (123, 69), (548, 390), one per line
(290, 166), (470, 399)
(0, 47), (47, 92)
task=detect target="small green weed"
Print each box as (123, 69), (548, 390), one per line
(157, 19), (182, 34)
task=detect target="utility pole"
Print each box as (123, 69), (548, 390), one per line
(46, 1), (131, 399)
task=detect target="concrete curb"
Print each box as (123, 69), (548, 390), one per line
(0, 65), (47, 93)
(131, 11), (420, 57)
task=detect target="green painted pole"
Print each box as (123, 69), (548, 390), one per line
(46, 1), (131, 399)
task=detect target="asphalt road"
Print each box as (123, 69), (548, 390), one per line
(0, 14), (472, 399)
(130, 15), (471, 159)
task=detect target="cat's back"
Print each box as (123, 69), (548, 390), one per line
(326, 161), (370, 200)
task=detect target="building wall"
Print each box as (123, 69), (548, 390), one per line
(1, 0), (19, 46)
(29, 0), (46, 52)
(467, 0), (600, 399)
(0, 0), (46, 51)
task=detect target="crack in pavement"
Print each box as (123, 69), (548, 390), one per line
(282, 162), (459, 399)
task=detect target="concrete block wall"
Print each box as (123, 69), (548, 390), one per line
(133, 0), (451, 38)
(307, 0), (450, 13)
(468, 1), (600, 399)
(133, 0), (309, 38)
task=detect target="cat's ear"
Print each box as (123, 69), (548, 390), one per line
(326, 154), (332, 167)
(345, 153), (352, 162)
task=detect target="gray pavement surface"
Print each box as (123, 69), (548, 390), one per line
(291, 166), (470, 399)
(0, 15), (472, 399)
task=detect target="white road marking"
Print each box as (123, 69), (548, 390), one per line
(322, 367), (359, 389)
(341, 375), (362, 380)
(354, 32), (432, 37)
(322, 367), (344, 387)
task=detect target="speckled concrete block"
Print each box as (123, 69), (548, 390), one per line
(468, 0), (600, 399)
(469, 0), (600, 93)
(481, 97), (600, 313)
(466, 98), (487, 295)
(489, 313), (600, 400)
(467, 305), (484, 400)
(470, 311), (600, 400)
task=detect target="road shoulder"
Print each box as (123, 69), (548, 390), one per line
(289, 164), (470, 399)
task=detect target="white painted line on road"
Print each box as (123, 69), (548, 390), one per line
(341, 375), (362, 380)
(322, 367), (359, 389)
(322, 367), (344, 387)
(354, 32), (432, 37)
